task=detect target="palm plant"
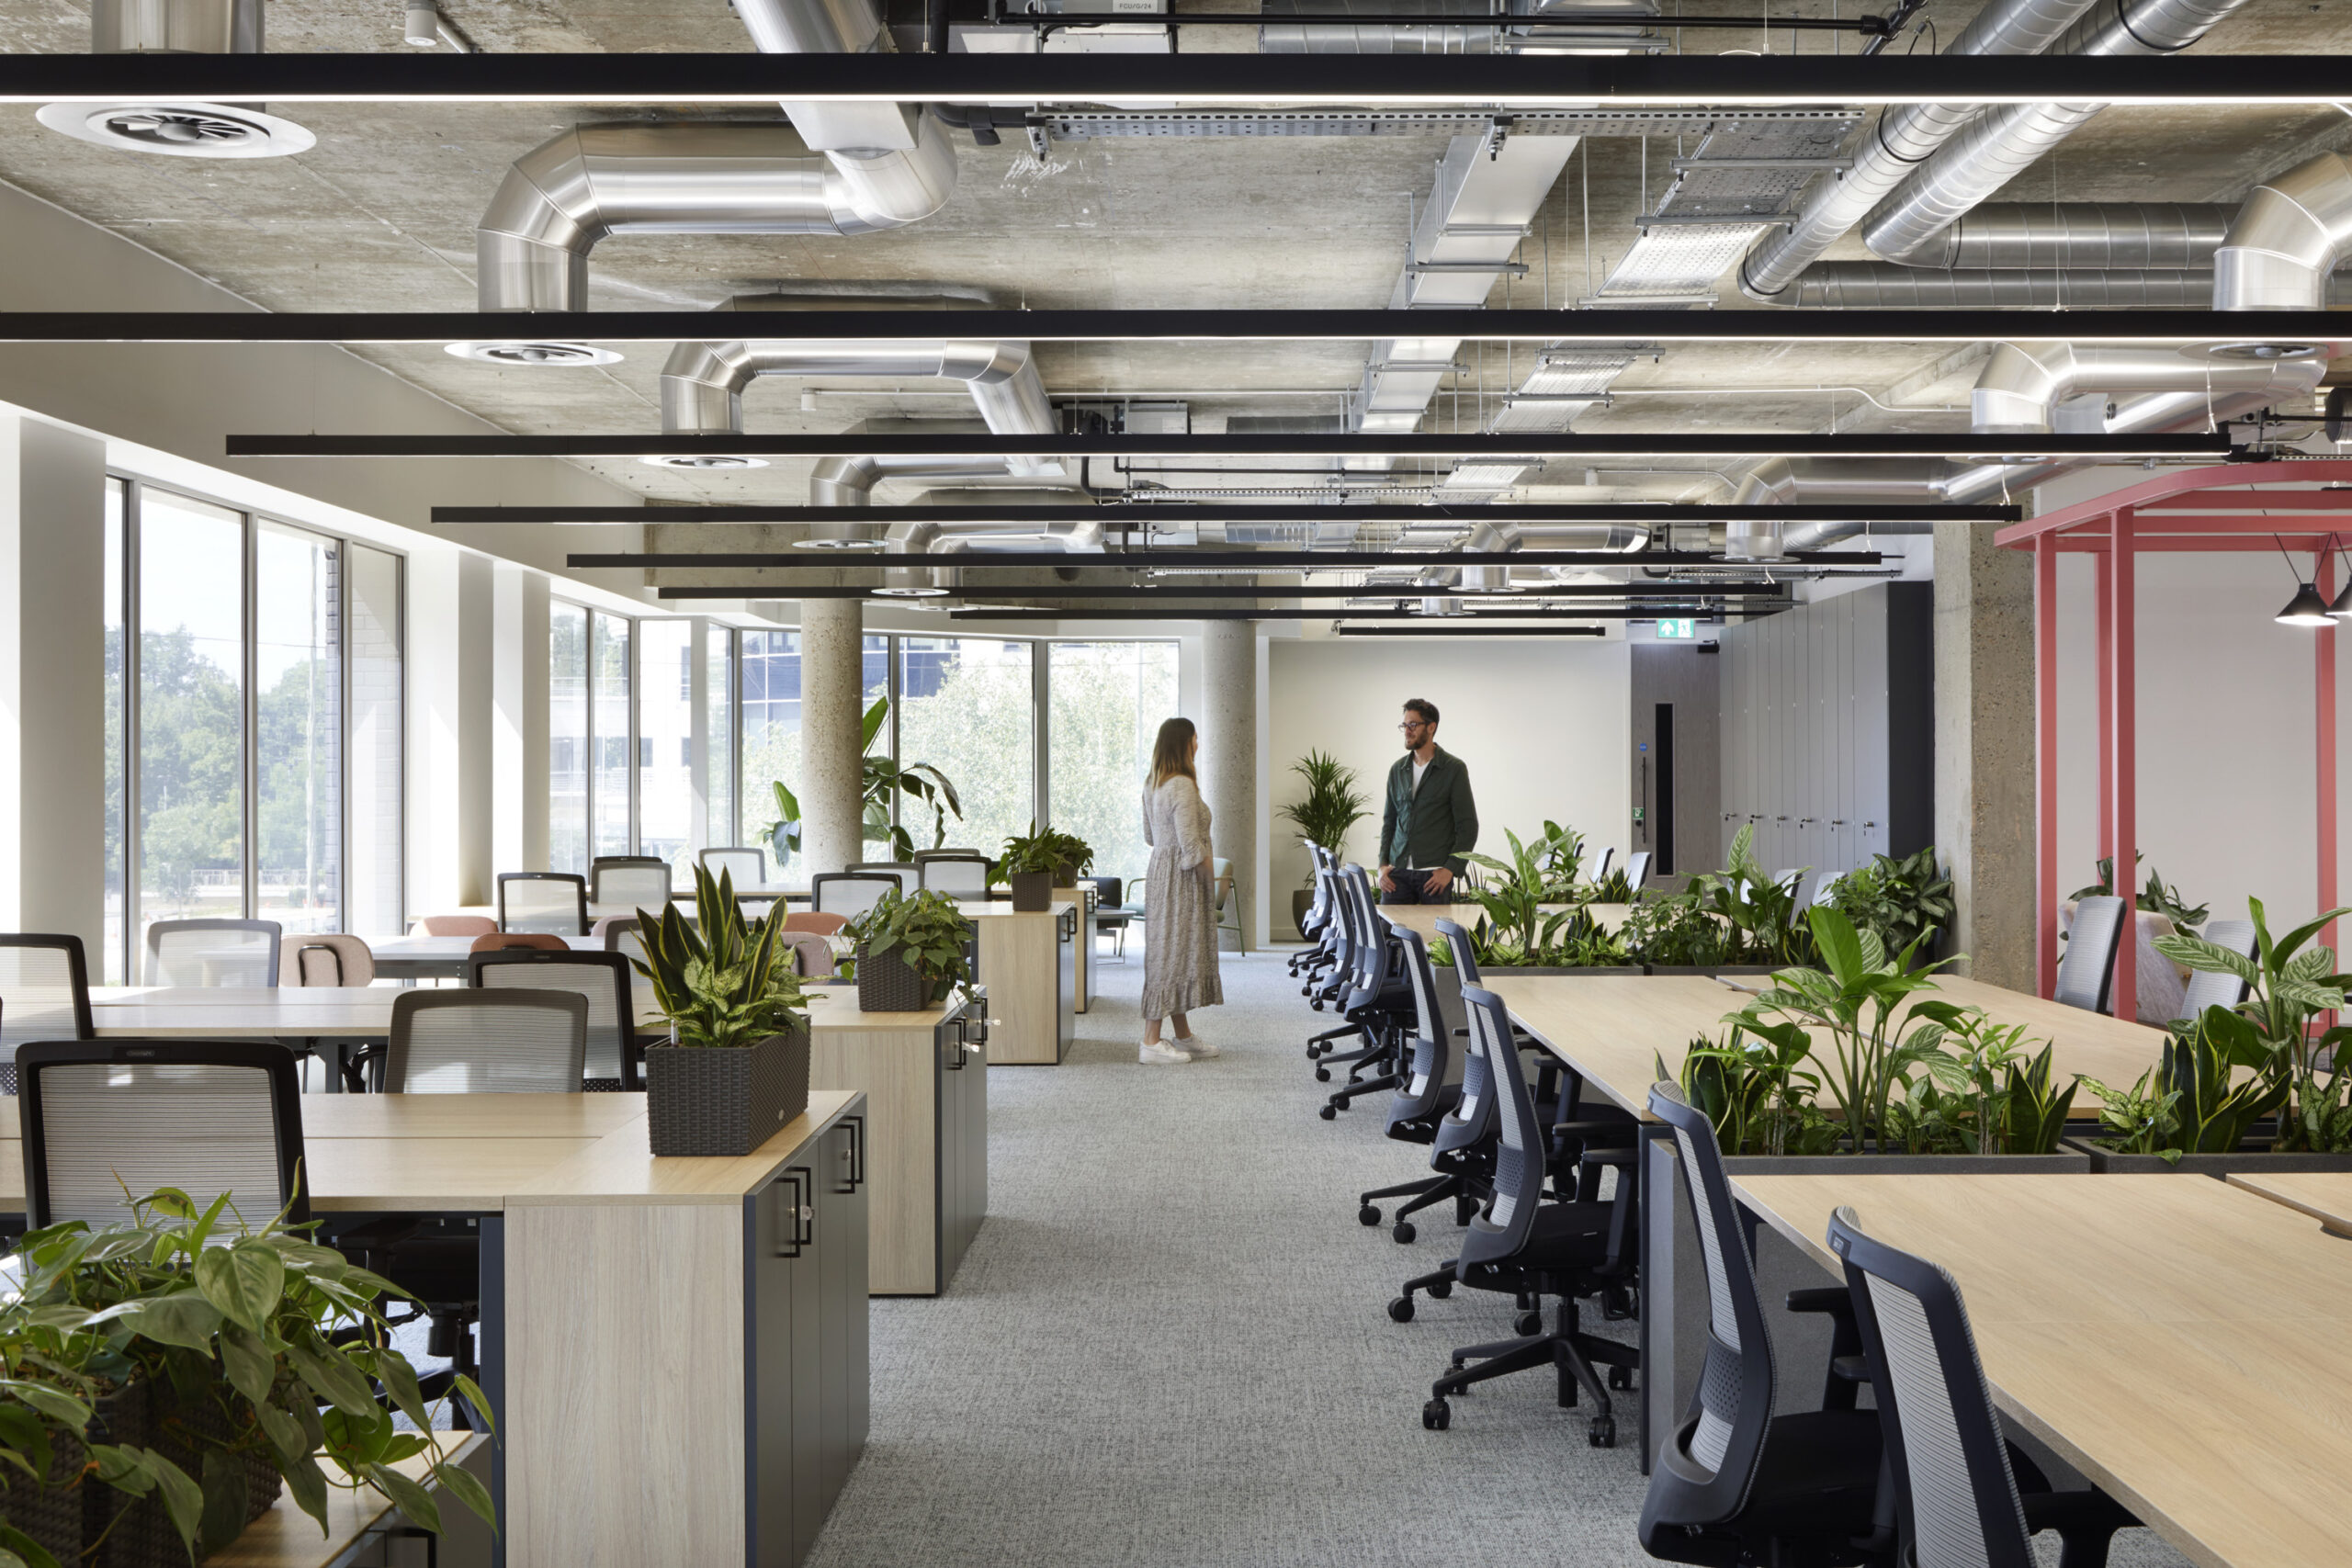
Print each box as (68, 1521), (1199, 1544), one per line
(1276, 751), (1371, 873)
(768, 697), (963, 867)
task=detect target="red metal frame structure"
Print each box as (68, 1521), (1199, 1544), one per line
(1999, 461), (2352, 1017)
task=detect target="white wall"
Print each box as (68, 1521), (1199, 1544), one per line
(1265, 637), (1633, 913)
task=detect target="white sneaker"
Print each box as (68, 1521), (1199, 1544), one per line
(1174, 1035), (1221, 1060)
(1138, 1041), (1191, 1066)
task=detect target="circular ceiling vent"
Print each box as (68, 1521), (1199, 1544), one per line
(36, 101), (315, 159)
(639, 454), (770, 470)
(792, 538), (886, 550)
(871, 586), (950, 598)
(2198, 341), (2327, 362)
(445, 342), (624, 367)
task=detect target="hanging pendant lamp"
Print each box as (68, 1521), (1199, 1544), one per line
(2277, 536), (2339, 626)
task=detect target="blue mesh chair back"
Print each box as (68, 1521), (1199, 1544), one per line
(1624, 851), (1652, 896)
(1301, 846), (1335, 933)
(2177, 918), (2256, 1020)
(1436, 912), (1486, 987)
(1827, 1206), (2038, 1568)
(0, 935), (95, 1070)
(1344, 868), (1398, 1006)
(1455, 985), (1544, 1270)
(2055, 895), (2126, 1013)
(1386, 927), (1453, 1125)
(1430, 919), (1498, 1159)
(1590, 846), (1616, 885)
(498, 873), (589, 936)
(915, 852), (990, 897)
(388, 990), (589, 1094)
(144, 919), (282, 987)
(469, 949), (639, 1088)
(1324, 863), (1361, 974)
(590, 856), (673, 909)
(17, 1040), (306, 1229)
(1646, 1080), (1777, 1515)
(699, 847), (769, 886)
(811, 873), (901, 921)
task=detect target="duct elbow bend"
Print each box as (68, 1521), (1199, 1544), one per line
(659, 341), (753, 434)
(1970, 342), (2073, 433)
(821, 116), (959, 231)
(476, 137), (602, 311)
(811, 456), (886, 508)
(2214, 152), (2352, 310)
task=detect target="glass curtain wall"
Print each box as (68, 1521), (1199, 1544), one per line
(254, 523), (343, 934)
(637, 619), (695, 873)
(345, 546), (402, 939)
(549, 605), (589, 874)
(737, 632), (887, 874)
(136, 492), (246, 938)
(898, 638), (1033, 863)
(1048, 641), (1179, 889)
(592, 613), (632, 860)
(707, 626), (734, 854)
(101, 481), (126, 984)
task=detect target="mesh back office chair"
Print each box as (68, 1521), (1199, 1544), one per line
(1353, 926), (1473, 1245)
(385, 990), (588, 1094)
(1590, 846), (1616, 886)
(1812, 873), (1843, 908)
(469, 950), (640, 1090)
(915, 852), (990, 897)
(0, 935), (96, 1097)
(590, 856), (674, 910)
(2055, 896), (2128, 1014)
(849, 863), (919, 897)
(1082, 877), (1134, 961)
(416, 914), (497, 939)
(281, 934), (376, 987)
(1827, 1207), (2140, 1568)
(699, 847), (770, 886)
(1624, 851), (1652, 897)
(2176, 919), (2257, 1021)
(1290, 846), (1335, 975)
(1213, 857), (1246, 954)
(1389, 914), (1510, 1320)
(145, 919), (283, 987)
(1316, 869), (1416, 1117)
(1637, 1081), (1885, 1566)
(1422, 985), (1639, 1442)
(497, 873), (589, 936)
(16, 1040), (306, 1229)
(811, 874), (900, 922)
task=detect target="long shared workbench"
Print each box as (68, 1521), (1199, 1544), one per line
(1477, 967), (2352, 1568)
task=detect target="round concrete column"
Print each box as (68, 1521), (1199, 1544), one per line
(1199, 621), (1256, 950)
(799, 599), (866, 878)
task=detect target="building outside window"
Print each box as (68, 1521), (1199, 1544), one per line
(549, 604), (589, 874)
(898, 638), (1034, 863)
(637, 619), (695, 874)
(1048, 641), (1179, 890)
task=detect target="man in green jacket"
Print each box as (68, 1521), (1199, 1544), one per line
(1378, 697), (1479, 905)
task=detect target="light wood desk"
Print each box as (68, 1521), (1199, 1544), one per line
(954, 900), (1076, 1065)
(1732, 1172), (2352, 1568)
(85, 987), (671, 1039)
(209, 1432), (486, 1568)
(2222, 1170), (2352, 1237)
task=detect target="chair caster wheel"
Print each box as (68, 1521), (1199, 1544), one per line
(1513, 1310), (1543, 1336)
(1315, 1067), (1330, 1082)
(1608, 1366), (1634, 1391)
(1589, 1416), (1615, 1449)
(1422, 1399), (1450, 1431)
(1429, 1280), (1453, 1300)
(1387, 1297), (1414, 1324)
(1359, 1205), (1382, 1226)
(1318, 1104), (1337, 1122)
(1392, 1222), (1417, 1245)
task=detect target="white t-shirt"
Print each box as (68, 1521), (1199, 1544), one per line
(1405, 754), (1431, 869)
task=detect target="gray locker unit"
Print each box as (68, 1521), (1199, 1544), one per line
(1715, 582), (1933, 882)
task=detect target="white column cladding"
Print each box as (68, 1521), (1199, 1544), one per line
(407, 547), (497, 916)
(492, 564), (549, 875)
(689, 618), (711, 853)
(1201, 619), (1257, 950)
(800, 599), (865, 878)
(0, 419), (105, 945)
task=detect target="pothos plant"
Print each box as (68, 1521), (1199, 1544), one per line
(0, 1185), (495, 1567)
(2154, 897), (2352, 1152)
(769, 697), (965, 867)
(843, 888), (973, 1004)
(633, 863), (811, 1048)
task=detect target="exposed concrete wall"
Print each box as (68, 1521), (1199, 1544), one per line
(800, 599), (866, 879)
(1935, 520), (2037, 987)
(1201, 621), (1257, 950)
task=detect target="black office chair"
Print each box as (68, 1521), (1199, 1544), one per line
(2055, 895), (2126, 1014)
(1317, 869), (1417, 1117)
(467, 949), (642, 1091)
(1827, 1207), (2142, 1568)
(498, 872), (590, 936)
(1639, 1080), (1889, 1567)
(590, 854), (674, 910)
(1422, 985), (1640, 1444)
(16, 1040), (308, 1229)
(1303, 860), (1366, 1044)
(810, 873), (903, 922)
(1299, 850), (1351, 1005)
(0, 934), (96, 1097)
(1080, 877), (1134, 961)
(1353, 925), (1467, 1241)
(143, 918), (283, 987)
(1589, 846), (1617, 886)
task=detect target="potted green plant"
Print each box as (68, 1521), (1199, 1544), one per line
(766, 697), (966, 868)
(1826, 847), (1954, 960)
(1276, 750), (1371, 937)
(843, 887), (973, 1012)
(632, 863), (814, 1156)
(1638, 825), (1815, 975)
(998, 823), (1091, 911)
(0, 1185), (495, 1566)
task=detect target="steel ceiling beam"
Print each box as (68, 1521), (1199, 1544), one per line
(655, 581), (1793, 600)
(571, 549), (1885, 568)
(941, 608), (1758, 622)
(445, 502), (2016, 525)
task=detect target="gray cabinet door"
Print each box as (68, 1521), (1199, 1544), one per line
(821, 1119), (870, 1483)
(788, 1163), (825, 1568)
(747, 1176), (798, 1568)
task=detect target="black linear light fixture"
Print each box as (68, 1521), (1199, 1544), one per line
(0, 51), (2342, 105)
(940, 607), (1757, 623)
(653, 581), (1791, 601)
(1333, 625), (1615, 637)
(570, 548), (1886, 570)
(231, 432), (2237, 461)
(446, 502), (2018, 525)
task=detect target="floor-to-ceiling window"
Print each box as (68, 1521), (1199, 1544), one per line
(707, 624), (734, 853)
(346, 545), (403, 939)
(1048, 641), (1179, 889)
(101, 479), (126, 983)
(637, 618), (695, 873)
(738, 632), (888, 874)
(592, 613), (633, 860)
(549, 604), (589, 874)
(136, 491), (247, 936)
(254, 523), (343, 935)
(899, 638), (1035, 862)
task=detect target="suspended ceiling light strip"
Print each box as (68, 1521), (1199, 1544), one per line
(938, 608), (1758, 622)
(0, 52), (2339, 106)
(571, 549), (1888, 569)
(450, 502), (2014, 525)
(654, 582), (1795, 600)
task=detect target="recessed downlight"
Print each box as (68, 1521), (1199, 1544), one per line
(792, 537), (887, 550)
(36, 101), (315, 159)
(446, 341), (624, 367)
(639, 454), (770, 470)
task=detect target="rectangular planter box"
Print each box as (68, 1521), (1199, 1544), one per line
(2060, 1135), (2352, 1176)
(1006, 871), (1052, 912)
(1648, 964), (1785, 978)
(1720, 1148), (2092, 1176)
(644, 1028), (812, 1156)
(857, 942), (935, 1012)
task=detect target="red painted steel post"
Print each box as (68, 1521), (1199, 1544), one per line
(2320, 547), (2339, 957)
(2095, 545), (2113, 859)
(2110, 509), (2137, 1021)
(2037, 533), (2060, 998)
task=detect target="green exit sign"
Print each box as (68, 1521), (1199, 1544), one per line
(1656, 618), (1697, 639)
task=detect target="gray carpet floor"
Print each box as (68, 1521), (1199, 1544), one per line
(806, 945), (2190, 1568)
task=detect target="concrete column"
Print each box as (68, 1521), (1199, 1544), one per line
(0, 419), (106, 951)
(1200, 620), (1257, 950)
(492, 564), (549, 874)
(800, 599), (865, 878)
(1934, 520), (2037, 987)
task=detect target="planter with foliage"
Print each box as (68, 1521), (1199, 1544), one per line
(1826, 847), (1953, 960)
(1277, 751), (1371, 933)
(633, 864), (814, 1156)
(0, 1188), (495, 1568)
(844, 887), (973, 1012)
(765, 696), (965, 869)
(998, 824), (1092, 912)
(1620, 825), (1816, 975)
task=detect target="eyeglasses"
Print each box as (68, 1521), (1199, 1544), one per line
(1397, 720), (1430, 732)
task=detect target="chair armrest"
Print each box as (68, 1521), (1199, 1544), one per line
(1784, 1286), (1856, 1319)
(1829, 1355), (1871, 1384)
(1578, 1146), (1637, 1168)
(1553, 1120), (1639, 1144)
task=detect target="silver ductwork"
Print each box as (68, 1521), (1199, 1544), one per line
(1786, 265), (2219, 309)
(1970, 342), (2335, 432)
(1859, 0), (2255, 265)
(1895, 204), (2233, 270)
(1405, 518), (1648, 591)
(1725, 459), (1964, 560)
(809, 455), (1042, 510)
(93, 0), (261, 51)
(2214, 152), (2352, 312)
(739, 0), (957, 230)
(661, 340), (1056, 467)
(1737, 0), (2100, 300)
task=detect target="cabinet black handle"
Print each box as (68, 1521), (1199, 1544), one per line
(838, 1116), (866, 1193)
(775, 1169), (815, 1258)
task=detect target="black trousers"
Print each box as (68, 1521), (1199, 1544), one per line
(1382, 867), (1456, 905)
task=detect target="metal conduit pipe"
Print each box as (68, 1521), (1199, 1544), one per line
(1898, 203), (2233, 270)
(1968, 342), (2337, 432)
(1736, 0), (2100, 301)
(2214, 152), (2352, 311)
(1859, 0), (2256, 265)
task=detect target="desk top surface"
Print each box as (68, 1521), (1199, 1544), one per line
(0, 1093), (650, 1142)
(209, 1432), (480, 1568)
(1487, 972), (2164, 1121)
(954, 899), (1076, 919)
(1727, 1171), (2352, 1568)
(2222, 1170), (2352, 1234)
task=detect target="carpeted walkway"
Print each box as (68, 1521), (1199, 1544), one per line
(806, 944), (2189, 1568)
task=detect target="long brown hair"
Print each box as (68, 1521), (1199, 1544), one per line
(1148, 716), (1197, 788)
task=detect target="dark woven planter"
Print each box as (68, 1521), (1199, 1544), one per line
(856, 942), (934, 1012)
(5, 1382), (141, 1567)
(132, 1380), (281, 1566)
(1007, 872), (1052, 912)
(15, 1379), (284, 1568)
(644, 1027), (812, 1156)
